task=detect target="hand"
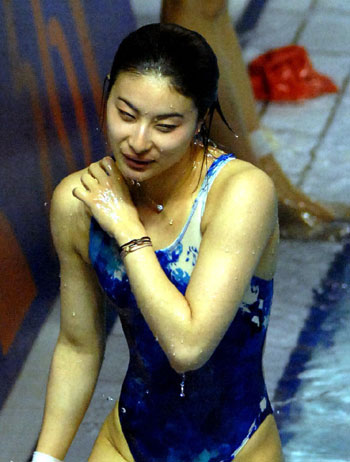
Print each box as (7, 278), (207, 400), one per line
(73, 157), (141, 240)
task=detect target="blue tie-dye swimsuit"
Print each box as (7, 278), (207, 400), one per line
(89, 153), (274, 462)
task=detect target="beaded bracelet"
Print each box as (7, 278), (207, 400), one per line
(119, 236), (152, 259)
(31, 451), (63, 462)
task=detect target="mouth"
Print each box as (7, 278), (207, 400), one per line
(122, 154), (155, 170)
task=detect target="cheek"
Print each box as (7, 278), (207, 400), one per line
(107, 119), (127, 145)
(158, 127), (195, 151)
(106, 106), (127, 141)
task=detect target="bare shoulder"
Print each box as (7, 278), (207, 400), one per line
(203, 157), (277, 230)
(50, 167), (91, 262)
(221, 156), (275, 191)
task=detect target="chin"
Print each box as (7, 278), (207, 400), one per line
(121, 166), (153, 184)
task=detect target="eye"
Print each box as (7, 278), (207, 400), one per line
(118, 109), (135, 121)
(156, 124), (178, 133)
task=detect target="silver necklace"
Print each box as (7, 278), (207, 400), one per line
(129, 179), (175, 226)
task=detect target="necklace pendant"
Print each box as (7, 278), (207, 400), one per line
(156, 204), (164, 213)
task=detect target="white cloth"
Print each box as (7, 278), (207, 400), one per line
(31, 451), (63, 462)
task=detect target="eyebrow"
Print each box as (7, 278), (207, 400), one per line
(117, 97), (184, 120)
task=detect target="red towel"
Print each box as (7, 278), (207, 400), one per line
(248, 45), (338, 101)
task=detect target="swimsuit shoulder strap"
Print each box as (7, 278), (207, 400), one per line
(197, 153), (235, 218)
(164, 153), (235, 251)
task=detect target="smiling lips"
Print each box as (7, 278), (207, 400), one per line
(123, 154), (154, 169)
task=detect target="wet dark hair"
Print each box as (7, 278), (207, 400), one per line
(101, 23), (231, 153)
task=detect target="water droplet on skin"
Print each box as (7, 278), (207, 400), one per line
(180, 373), (186, 398)
(252, 250), (256, 255)
(169, 219), (174, 225)
(180, 339), (184, 344)
(72, 312), (76, 317)
(172, 352), (176, 357)
(155, 337), (159, 342)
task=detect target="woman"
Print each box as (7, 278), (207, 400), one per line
(33, 24), (282, 462)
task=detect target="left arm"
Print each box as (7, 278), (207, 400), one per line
(74, 157), (277, 373)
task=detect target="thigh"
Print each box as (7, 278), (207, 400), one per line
(235, 415), (284, 462)
(162, 0), (227, 22)
(89, 405), (134, 462)
(89, 436), (126, 462)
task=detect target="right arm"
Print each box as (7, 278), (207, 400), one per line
(36, 178), (105, 460)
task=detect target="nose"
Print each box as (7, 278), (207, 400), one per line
(128, 122), (152, 154)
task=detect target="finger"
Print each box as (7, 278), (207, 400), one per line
(87, 164), (98, 179)
(101, 156), (116, 176)
(72, 186), (89, 203)
(88, 162), (106, 182)
(80, 172), (97, 191)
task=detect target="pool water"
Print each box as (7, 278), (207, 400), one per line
(274, 243), (350, 462)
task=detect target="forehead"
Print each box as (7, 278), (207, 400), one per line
(109, 72), (197, 116)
